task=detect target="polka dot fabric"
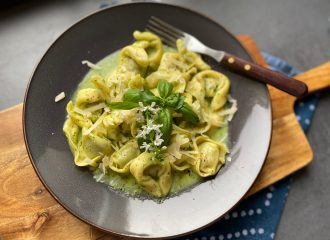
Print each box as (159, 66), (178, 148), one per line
(177, 52), (319, 240)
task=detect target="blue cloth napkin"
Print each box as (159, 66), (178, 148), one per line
(177, 53), (319, 240)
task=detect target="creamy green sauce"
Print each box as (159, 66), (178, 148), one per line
(75, 48), (228, 197)
(73, 50), (120, 99)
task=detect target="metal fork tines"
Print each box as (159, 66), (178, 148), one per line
(146, 16), (184, 48)
(146, 16), (225, 62)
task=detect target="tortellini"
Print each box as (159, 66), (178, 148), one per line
(186, 70), (231, 127)
(193, 136), (228, 177)
(130, 152), (172, 197)
(107, 140), (140, 173)
(63, 118), (80, 152)
(74, 132), (113, 167)
(76, 88), (104, 108)
(133, 30), (163, 69)
(145, 39), (210, 93)
(63, 31), (235, 198)
(66, 101), (92, 128)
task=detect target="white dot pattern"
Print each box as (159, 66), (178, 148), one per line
(190, 180), (281, 239)
(240, 210), (246, 217)
(265, 200), (271, 206)
(258, 228), (265, 234)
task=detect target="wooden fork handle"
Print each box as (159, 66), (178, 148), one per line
(221, 53), (308, 97)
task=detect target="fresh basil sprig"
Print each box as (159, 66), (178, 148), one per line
(108, 80), (200, 124)
(156, 81), (198, 124)
(108, 80), (200, 160)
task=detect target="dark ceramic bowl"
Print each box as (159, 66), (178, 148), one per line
(23, 2), (272, 238)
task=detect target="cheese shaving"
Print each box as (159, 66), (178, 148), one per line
(83, 112), (106, 136)
(82, 60), (102, 70)
(54, 92), (65, 102)
(218, 94), (237, 122)
(95, 173), (105, 182)
(74, 102), (107, 117)
(73, 106), (91, 117)
(167, 134), (190, 159)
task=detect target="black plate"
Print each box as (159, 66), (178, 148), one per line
(23, 2), (272, 238)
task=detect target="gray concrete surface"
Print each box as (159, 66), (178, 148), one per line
(1, 0), (329, 239)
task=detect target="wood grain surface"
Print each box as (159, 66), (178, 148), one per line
(1, 35), (330, 239)
(222, 52), (308, 97)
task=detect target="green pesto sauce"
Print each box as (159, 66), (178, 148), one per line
(74, 47), (229, 198)
(72, 50), (120, 100)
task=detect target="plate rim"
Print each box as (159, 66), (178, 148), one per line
(23, 2), (273, 238)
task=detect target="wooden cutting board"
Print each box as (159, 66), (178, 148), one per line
(1, 35), (330, 240)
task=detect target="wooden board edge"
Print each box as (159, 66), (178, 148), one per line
(237, 35), (268, 67)
(0, 103), (23, 114)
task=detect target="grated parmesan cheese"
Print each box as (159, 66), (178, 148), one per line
(55, 92), (65, 102)
(226, 95), (238, 121)
(167, 134), (190, 159)
(73, 102), (107, 117)
(84, 102), (107, 112)
(82, 60), (102, 70)
(95, 173), (105, 182)
(218, 94), (237, 121)
(83, 112), (106, 136)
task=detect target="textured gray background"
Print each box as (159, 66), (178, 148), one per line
(0, 0), (329, 239)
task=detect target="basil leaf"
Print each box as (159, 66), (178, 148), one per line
(157, 108), (173, 145)
(108, 101), (139, 110)
(124, 89), (143, 102)
(175, 96), (185, 110)
(178, 102), (199, 125)
(140, 90), (162, 105)
(157, 80), (173, 99)
(124, 88), (162, 105)
(165, 93), (180, 108)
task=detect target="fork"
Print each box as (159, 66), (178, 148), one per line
(146, 16), (308, 98)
